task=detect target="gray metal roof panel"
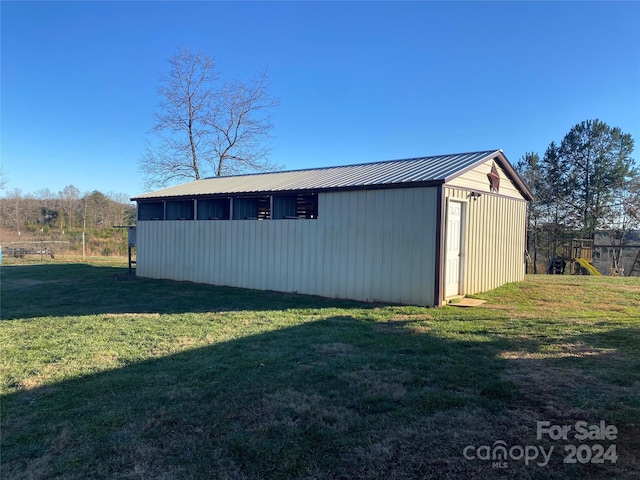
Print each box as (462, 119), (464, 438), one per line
(132, 150), (501, 200)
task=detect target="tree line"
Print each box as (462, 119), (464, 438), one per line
(0, 186), (135, 235)
(516, 119), (639, 273)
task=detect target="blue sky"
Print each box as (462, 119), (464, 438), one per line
(2, 1), (639, 200)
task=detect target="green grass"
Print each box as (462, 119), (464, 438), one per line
(1, 261), (639, 479)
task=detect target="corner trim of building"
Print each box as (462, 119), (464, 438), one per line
(434, 185), (445, 307)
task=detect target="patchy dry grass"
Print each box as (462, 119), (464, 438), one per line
(1, 263), (639, 479)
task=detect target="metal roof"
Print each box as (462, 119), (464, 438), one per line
(132, 150), (531, 200)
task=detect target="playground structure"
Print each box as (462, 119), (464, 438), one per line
(630, 249), (640, 276)
(547, 238), (602, 276)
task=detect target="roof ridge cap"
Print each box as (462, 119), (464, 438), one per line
(202, 150), (500, 180)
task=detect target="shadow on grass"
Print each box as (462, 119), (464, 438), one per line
(0, 263), (376, 321)
(2, 315), (525, 480)
(3, 265), (639, 479)
(6, 318), (637, 479)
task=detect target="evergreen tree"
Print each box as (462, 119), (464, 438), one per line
(540, 141), (572, 257)
(553, 119), (635, 236)
(516, 152), (544, 272)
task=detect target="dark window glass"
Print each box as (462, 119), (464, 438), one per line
(233, 198), (258, 220)
(166, 200), (194, 220)
(198, 199), (230, 220)
(272, 196), (297, 219)
(138, 202), (164, 220)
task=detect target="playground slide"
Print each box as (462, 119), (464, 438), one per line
(575, 257), (602, 276)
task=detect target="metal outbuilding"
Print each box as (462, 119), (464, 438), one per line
(131, 150), (532, 306)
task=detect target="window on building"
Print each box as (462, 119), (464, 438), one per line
(138, 201), (164, 220)
(139, 194), (317, 222)
(233, 198), (258, 219)
(198, 198), (230, 220)
(262, 194), (319, 219)
(166, 200), (194, 220)
(257, 197), (270, 220)
(272, 195), (297, 219)
(233, 197), (270, 219)
(298, 194), (319, 219)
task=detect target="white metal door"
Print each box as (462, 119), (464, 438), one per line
(445, 201), (463, 298)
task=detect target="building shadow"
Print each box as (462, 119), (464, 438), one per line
(0, 263), (377, 321)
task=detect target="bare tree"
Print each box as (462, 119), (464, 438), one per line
(22, 194), (40, 230)
(0, 166), (8, 191)
(108, 192), (134, 226)
(139, 48), (279, 189)
(35, 188), (58, 230)
(83, 191), (110, 228)
(4, 188), (23, 233)
(516, 152), (546, 273)
(603, 173), (640, 273)
(212, 72), (280, 176)
(59, 185), (81, 232)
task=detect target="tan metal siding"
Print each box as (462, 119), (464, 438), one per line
(317, 188), (438, 304)
(445, 188), (527, 295)
(448, 158), (524, 199)
(136, 187), (439, 306)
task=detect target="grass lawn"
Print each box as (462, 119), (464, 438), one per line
(1, 260), (639, 479)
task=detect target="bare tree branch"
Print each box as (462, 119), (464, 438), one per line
(0, 167), (8, 191)
(139, 49), (279, 190)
